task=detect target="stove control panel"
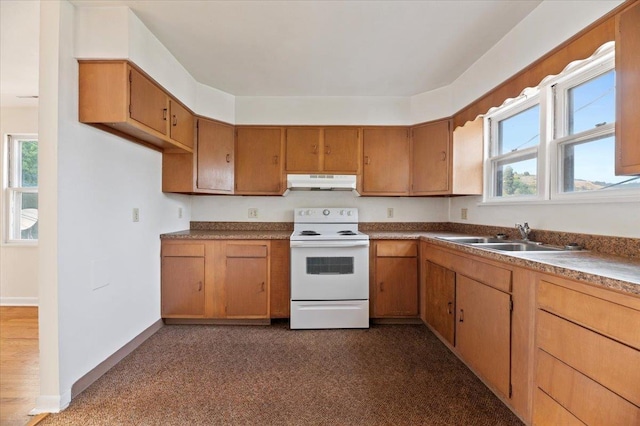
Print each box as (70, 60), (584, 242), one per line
(294, 208), (358, 223)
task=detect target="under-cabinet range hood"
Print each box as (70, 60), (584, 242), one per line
(284, 174), (359, 196)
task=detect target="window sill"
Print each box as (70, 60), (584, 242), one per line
(1, 241), (39, 248)
(479, 193), (640, 207)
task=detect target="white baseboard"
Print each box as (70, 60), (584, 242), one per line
(0, 297), (38, 306)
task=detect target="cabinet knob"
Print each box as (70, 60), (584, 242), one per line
(172, 115), (178, 126)
(447, 302), (452, 315)
(459, 309), (464, 322)
(312, 145), (318, 154)
(197, 281), (202, 291)
(325, 145), (331, 155)
(273, 155), (279, 165)
(226, 154), (231, 163)
(162, 108), (167, 120)
(440, 151), (446, 161)
(365, 156), (371, 165)
(379, 282), (384, 292)
(261, 282), (265, 292)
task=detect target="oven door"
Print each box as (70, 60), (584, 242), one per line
(290, 240), (369, 300)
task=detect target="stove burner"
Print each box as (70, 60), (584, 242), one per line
(338, 230), (357, 236)
(300, 230), (321, 236)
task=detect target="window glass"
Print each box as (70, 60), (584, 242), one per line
(498, 105), (540, 154)
(560, 136), (638, 192)
(19, 139), (38, 187)
(568, 70), (615, 135)
(5, 135), (39, 242)
(495, 157), (537, 197)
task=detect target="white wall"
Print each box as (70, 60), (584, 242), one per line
(37, 0), (191, 412)
(0, 107), (39, 305)
(192, 192), (448, 223)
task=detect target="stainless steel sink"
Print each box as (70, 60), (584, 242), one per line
(437, 236), (510, 244)
(470, 242), (565, 252)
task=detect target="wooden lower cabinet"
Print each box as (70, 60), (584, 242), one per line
(533, 275), (640, 425)
(161, 242), (206, 318)
(423, 260), (455, 345)
(371, 240), (419, 318)
(456, 275), (512, 399)
(161, 239), (281, 320)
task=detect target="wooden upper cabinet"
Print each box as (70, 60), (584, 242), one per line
(197, 119), (234, 193)
(361, 127), (410, 195)
(129, 67), (169, 135)
(285, 127), (360, 173)
(411, 119), (451, 195)
(285, 128), (322, 172)
(78, 60), (192, 153)
(169, 99), (194, 149)
(235, 127), (284, 194)
(615, 2), (640, 175)
(323, 127), (360, 173)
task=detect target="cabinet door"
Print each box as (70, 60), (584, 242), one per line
(411, 120), (450, 194)
(374, 257), (418, 317)
(616, 2), (640, 175)
(169, 99), (194, 148)
(235, 128), (283, 194)
(285, 128), (321, 172)
(161, 256), (205, 317)
(197, 119), (234, 193)
(456, 275), (511, 398)
(226, 256), (268, 318)
(269, 240), (290, 318)
(424, 261), (455, 345)
(362, 128), (410, 194)
(323, 127), (360, 173)
(129, 67), (168, 135)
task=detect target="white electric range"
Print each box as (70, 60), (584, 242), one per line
(290, 208), (370, 329)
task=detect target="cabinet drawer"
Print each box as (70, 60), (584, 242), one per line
(537, 310), (640, 407)
(533, 388), (584, 426)
(376, 241), (418, 257)
(162, 243), (205, 257)
(538, 279), (640, 350)
(226, 244), (268, 258)
(536, 349), (640, 425)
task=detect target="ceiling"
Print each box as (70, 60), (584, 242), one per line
(0, 0), (543, 106)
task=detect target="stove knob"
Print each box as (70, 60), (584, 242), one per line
(306, 209), (312, 216)
(347, 211), (353, 216)
(323, 209), (330, 216)
(299, 210), (305, 216)
(339, 210), (345, 215)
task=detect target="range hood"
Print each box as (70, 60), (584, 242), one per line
(284, 174), (359, 196)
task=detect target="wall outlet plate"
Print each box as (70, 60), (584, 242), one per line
(387, 208), (394, 218)
(461, 208), (468, 220)
(133, 208), (140, 222)
(248, 208), (258, 218)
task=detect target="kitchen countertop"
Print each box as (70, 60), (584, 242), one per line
(161, 229), (640, 296)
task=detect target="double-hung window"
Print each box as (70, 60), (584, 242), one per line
(5, 134), (38, 242)
(485, 92), (542, 200)
(484, 43), (638, 203)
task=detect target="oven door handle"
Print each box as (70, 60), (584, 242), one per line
(290, 240), (370, 248)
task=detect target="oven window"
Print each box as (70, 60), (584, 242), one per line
(306, 257), (354, 275)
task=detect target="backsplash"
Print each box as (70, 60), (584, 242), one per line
(189, 221), (640, 259)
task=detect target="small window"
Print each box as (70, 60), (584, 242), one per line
(5, 134), (38, 242)
(486, 96), (541, 200)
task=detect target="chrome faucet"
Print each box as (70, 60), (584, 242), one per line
(516, 222), (531, 241)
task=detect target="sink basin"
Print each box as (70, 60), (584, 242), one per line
(437, 236), (510, 244)
(470, 242), (565, 252)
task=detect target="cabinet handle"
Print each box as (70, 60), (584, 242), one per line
(325, 145), (331, 155)
(379, 282), (384, 292)
(365, 156), (371, 165)
(312, 145), (318, 154)
(197, 281), (202, 291)
(162, 108), (167, 120)
(273, 155), (279, 165)
(226, 154), (231, 163)
(459, 309), (464, 322)
(440, 151), (446, 161)
(447, 302), (452, 315)
(172, 115), (178, 126)
(261, 282), (265, 292)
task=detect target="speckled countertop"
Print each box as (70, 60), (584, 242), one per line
(369, 231), (640, 296)
(161, 227), (640, 296)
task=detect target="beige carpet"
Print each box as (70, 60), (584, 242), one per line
(40, 323), (523, 425)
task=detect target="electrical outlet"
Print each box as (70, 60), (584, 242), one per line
(461, 208), (468, 220)
(248, 208), (258, 219)
(387, 208), (394, 218)
(178, 207), (183, 219)
(132, 208), (140, 222)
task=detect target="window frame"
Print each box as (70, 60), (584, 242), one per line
(3, 134), (39, 245)
(482, 42), (639, 205)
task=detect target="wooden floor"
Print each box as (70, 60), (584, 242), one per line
(0, 306), (40, 426)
